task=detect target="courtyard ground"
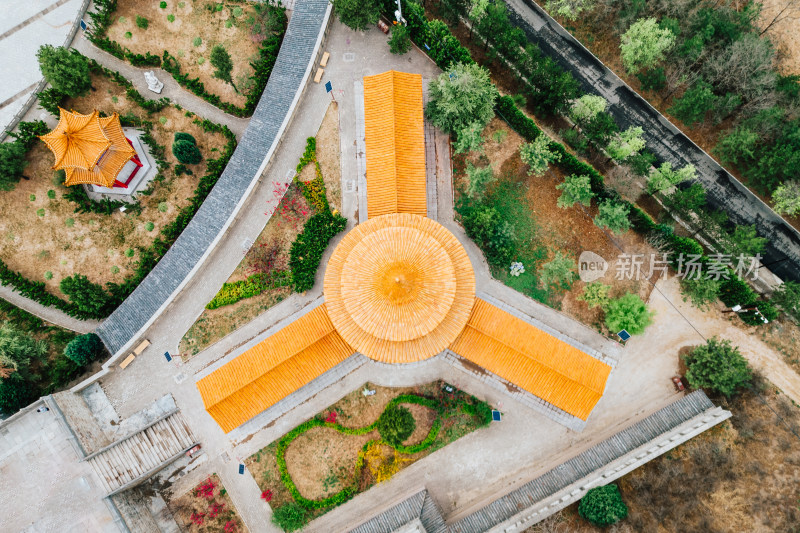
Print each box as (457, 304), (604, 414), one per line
(2, 71), (227, 294)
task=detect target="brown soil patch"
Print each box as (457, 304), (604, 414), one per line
(525, 381), (800, 532)
(285, 427), (375, 500)
(179, 104), (342, 356)
(758, 317), (800, 376)
(166, 473), (248, 533)
(316, 103), (342, 212)
(2, 72), (225, 295)
(106, 0), (264, 108)
(759, 0), (800, 75)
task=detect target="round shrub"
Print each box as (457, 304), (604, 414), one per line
(36, 209), (45, 217)
(64, 333), (104, 366)
(124, 248), (134, 257)
(604, 293), (653, 335)
(167, 14), (175, 23)
(111, 266), (120, 274)
(578, 484), (628, 527)
(158, 202), (168, 212)
(124, 31), (132, 39)
(197, 56), (205, 65)
(271, 502), (307, 532)
(173, 131), (196, 144)
(172, 139), (202, 164)
(376, 404), (416, 446)
(145, 221), (155, 231)
(159, 116), (168, 125)
(65, 218), (74, 227)
(29, 194), (36, 201)
(44, 271), (53, 280)
(136, 15), (149, 29)
(47, 189), (56, 199)
(193, 37), (202, 46)
(160, 1), (167, 8)
(684, 337), (751, 397)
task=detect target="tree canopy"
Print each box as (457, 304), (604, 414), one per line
(683, 337), (751, 397)
(37, 45), (92, 97)
(426, 63), (498, 135)
(0, 142), (29, 191)
(604, 293), (653, 335)
(579, 484), (628, 527)
(569, 95), (607, 128)
(606, 126), (645, 162)
(453, 121), (485, 154)
(210, 45), (235, 89)
(556, 174), (594, 208)
(620, 18), (675, 74)
(539, 251), (576, 289)
(594, 200), (630, 234)
(546, 0), (595, 21)
(647, 162), (697, 194)
(520, 134), (561, 176)
(465, 162), (494, 199)
(332, 0), (380, 30)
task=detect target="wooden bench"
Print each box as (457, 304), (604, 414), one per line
(314, 68), (324, 84)
(132, 339), (151, 355)
(119, 354), (136, 369)
(320, 51), (330, 68)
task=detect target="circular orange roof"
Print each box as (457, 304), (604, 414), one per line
(324, 213), (475, 363)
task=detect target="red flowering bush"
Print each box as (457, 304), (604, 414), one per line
(190, 512), (205, 525)
(194, 477), (216, 500)
(261, 490), (273, 501)
(208, 502), (225, 518)
(224, 521), (237, 532)
(325, 411), (337, 423)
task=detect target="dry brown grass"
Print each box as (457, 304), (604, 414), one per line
(524, 379), (800, 533)
(2, 72), (226, 295)
(107, 0), (264, 108)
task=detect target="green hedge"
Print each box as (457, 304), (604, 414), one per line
(205, 270), (292, 309)
(289, 212), (347, 292)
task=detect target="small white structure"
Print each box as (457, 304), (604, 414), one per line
(144, 71), (163, 94)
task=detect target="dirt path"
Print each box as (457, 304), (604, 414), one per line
(644, 276), (800, 404)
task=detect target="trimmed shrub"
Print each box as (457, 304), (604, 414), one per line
(174, 131), (196, 144)
(206, 270), (292, 309)
(271, 503), (308, 532)
(59, 274), (111, 317)
(683, 337), (751, 397)
(579, 484), (628, 527)
(136, 16), (148, 29)
(604, 293), (653, 335)
(64, 333), (104, 366)
(376, 404), (416, 446)
(289, 212), (347, 292)
(172, 139), (202, 164)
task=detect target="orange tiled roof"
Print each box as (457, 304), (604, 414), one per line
(449, 298), (612, 420)
(40, 109), (136, 187)
(363, 71), (427, 218)
(197, 304), (355, 433)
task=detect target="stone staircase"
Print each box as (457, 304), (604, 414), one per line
(84, 411), (197, 496)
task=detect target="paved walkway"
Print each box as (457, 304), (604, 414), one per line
(0, 285), (100, 333)
(72, 37), (250, 139)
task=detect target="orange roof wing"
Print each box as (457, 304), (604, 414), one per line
(39, 108), (111, 170)
(197, 305), (355, 432)
(363, 71), (427, 218)
(449, 299), (611, 420)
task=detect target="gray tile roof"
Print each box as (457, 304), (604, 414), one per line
(96, 0), (330, 354)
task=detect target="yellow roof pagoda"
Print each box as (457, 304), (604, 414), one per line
(39, 108), (136, 187)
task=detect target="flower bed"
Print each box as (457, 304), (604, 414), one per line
(168, 474), (246, 533)
(246, 382), (492, 531)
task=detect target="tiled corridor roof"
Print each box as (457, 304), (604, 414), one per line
(197, 305), (354, 433)
(363, 70), (427, 218)
(449, 298), (612, 420)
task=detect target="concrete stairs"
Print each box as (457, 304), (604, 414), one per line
(84, 411), (197, 496)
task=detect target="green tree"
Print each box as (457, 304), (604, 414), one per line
(210, 45), (236, 90)
(64, 333), (104, 366)
(620, 18), (675, 74)
(37, 45), (91, 97)
(426, 63), (498, 135)
(605, 293), (653, 335)
(172, 139), (202, 164)
(468, 0), (490, 37)
(773, 180), (800, 216)
(568, 94), (607, 129)
(668, 80), (716, 126)
(439, 0), (469, 25)
(136, 16), (149, 29)
(683, 337), (751, 397)
(664, 182), (706, 216)
(388, 24), (411, 55)
(715, 125), (759, 166)
(539, 251), (576, 289)
(546, 0), (595, 20)
(461, 205), (515, 266)
(0, 373), (39, 415)
(519, 134), (561, 176)
(594, 200), (630, 234)
(582, 111), (618, 146)
(0, 142), (29, 191)
(647, 162), (697, 194)
(453, 121), (484, 154)
(606, 126), (645, 162)
(578, 484), (628, 527)
(271, 502), (308, 532)
(0, 323), (47, 379)
(556, 174), (594, 208)
(680, 276), (721, 310)
(771, 281), (800, 321)
(332, 0), (380, 30)
(60, 274), (110, 317)
(626, 150), (655, 177)
(577, 282), (611, 309)
(377, 404), (416, 446)
(465, 162), (494, 199)
(723, 224), (766, 257)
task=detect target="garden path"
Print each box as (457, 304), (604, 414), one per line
(0, 284), (100, 333)
(71, 37), (250, 139)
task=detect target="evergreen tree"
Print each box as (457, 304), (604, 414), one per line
(683, 337), (751, 397)
(556, 174), (594, 208)
(465, 162), (494, 199)
(36, 45), (91, 97)
(0, 142), (29, 191)
(594, 200), (630, 234)
(332, 0), (380, 31)
(520, 134), (561, 176)
(210, 45), (236, 91)
(388, 24), (411, 55)
(604, 293), (653, 335)
(426, 63), (498, 134)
